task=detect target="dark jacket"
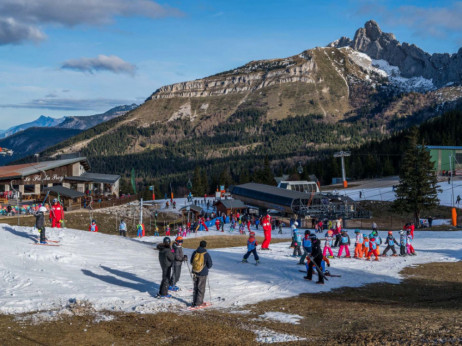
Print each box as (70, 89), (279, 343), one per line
(190, 246), (213, 276)
(157, 244), (174, 270)
(172, 244), (184, 264)
(35, 211), (45, 229)
(311, 239), (322, 260)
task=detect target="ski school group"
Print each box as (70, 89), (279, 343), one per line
(284, 220), (417, 284)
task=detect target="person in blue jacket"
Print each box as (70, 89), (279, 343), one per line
(292, 223), (302, 257)
(382, 231), (398, 256)
(242, 231), (259, 263)
(298, 230), (312, 264)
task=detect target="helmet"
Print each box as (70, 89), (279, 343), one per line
(309, 234), (317, 240)
(175, 236), (183, 243)
(294, 221), (299, 227)
(388, 231), (393, 235)
(304, 230), (311, 235)
(364, 235), (369, 239)
(92, 220), (96, 223)
(163, 237), (171, 245)
(354, 229), (360, 233)
(39, 206), (47, 213)
(249, 231), (255, 237)
(399, 230), (404, 234)
(327, 230), (333, 236)
(52, 198), (58, 203)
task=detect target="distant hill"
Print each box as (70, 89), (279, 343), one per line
(0, 115), (63, 139)
(0, 127), (82, 165)
(0, 104), (138, 139)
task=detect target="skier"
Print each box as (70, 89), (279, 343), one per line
(371, 230), (382, 255)
(169, 236), (188, 291)
(49, 198), (64, 228)
(367, 234), (379, 261)
(166, 225), (171, 236)
(337, 230), (351, 258)
(242, 231), (259, 264)
(372, 222), (378, 232)
(304, 234), (324, 284)
(215, 218), (220, 231)
(406, 230), (416, 255)
(362, 235), (370, 259)
(119, 219), (127, 237)
(154, 226), (160, 236)
(306, 254), (330, 277)
(353, 229), (363, 259)
(298, 230), (312, 265)
(89, 220), (98, 232)
(157, 237), (174, 298)
(457, 195), (461, 205)
(333, 225), (341, 248)
(399, 230), (406, 256)
(292, 223), (302, 257)
(261, 214), (272, 250)
(323, 229), (334, 258)
(190, 240), (213, 307)
(382, 231), (398, 256)
(35, 206), (47, 244)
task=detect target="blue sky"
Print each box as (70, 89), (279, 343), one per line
(0, 0), (461, 128)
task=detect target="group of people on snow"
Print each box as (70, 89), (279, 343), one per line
(33, 198), (64, 244)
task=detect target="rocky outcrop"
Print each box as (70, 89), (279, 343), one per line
(329, 20), (462, 88)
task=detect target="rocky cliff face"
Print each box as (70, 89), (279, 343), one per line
(329, 20), (462, 88)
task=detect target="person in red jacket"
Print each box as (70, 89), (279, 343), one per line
(49, 199), (64, 228)
(89, 219), (98, 232)
(261, 214), (272, 250)
(215, 218), (221, 231)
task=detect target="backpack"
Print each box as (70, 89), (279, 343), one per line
(192, 251), (207, 273)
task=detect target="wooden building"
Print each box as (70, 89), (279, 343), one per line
(215, 199), (247, 216)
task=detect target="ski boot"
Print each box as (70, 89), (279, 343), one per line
(255, 260), (260, 265)
(241, 259), (248, 263)
(40, 241), (47, 244)
(169, 286), (179, 292)
(345, 256), (351, 258)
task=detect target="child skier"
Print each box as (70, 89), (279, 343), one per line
(353, 229), (363, 259)
(362, 235), (370, 259)
(298, 230), (312, 265)
(367, 234), (379, 261)
(89, 220), (98, 232)
(137, 223), (143, 238)
(382, 231), (398, 256)
(399, 230), (406, 256)
(35, 206), (47, 243)
(292, 224), (302, 257)
(337, 230), (351, 258)
(323, 230), (334, 258)
(242, 231), (259, 264)
(119, 219), (127, 237)
(169, 236), (188, 291)
(304, 235), (324, 284)
(154, 226), (160, 236)
(305, 254), (330, 277)
(166, 225), (171, 236)
(406, 230), (416, 255)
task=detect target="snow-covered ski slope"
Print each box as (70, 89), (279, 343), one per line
(339, 180), (462, 207)
(1, 224), (461, 315)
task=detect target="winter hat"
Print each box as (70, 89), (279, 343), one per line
(294, 221), (299, 227)
(388, 231), (393, 235)
(304, 229), (311, 235)
(200, 240), (207, 248)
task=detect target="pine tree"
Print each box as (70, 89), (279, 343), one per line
(191, 166), (203, 196)
(393, 128), (440, 226)
(201, 168), (209, 195)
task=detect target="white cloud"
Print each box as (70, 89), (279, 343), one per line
(0, 0), (183, 45)
(0, 17), (46, 44)
(61, 55), (136, 75)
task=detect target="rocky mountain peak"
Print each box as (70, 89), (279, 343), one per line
(329, 20), (462, 88)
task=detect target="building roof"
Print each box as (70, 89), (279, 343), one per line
(43, 185), (85, 199)
(230, 182), (311, 207)
(179, 204), (203, 213)
(217, 199), (247, 209)
(66, 172), (120, 184)
(0, 158), (90, 180)
(425, 146), (462, 150)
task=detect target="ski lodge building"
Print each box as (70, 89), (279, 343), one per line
(0, 157), (120, 203)
(425, 146), (462, 175)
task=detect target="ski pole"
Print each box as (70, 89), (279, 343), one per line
(207, 276), (212, 303)
(185, 261), (194, 281)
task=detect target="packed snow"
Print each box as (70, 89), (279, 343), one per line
(1, 224), (461, 317)
(252, 327), (307, 344)
(258, 312), (304, 324)
(340, 180), (462, 208)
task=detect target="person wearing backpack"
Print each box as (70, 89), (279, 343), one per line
(190, 240), (213, 307)
(156, 237), (175, 298)
(242, 231), (259, 264)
